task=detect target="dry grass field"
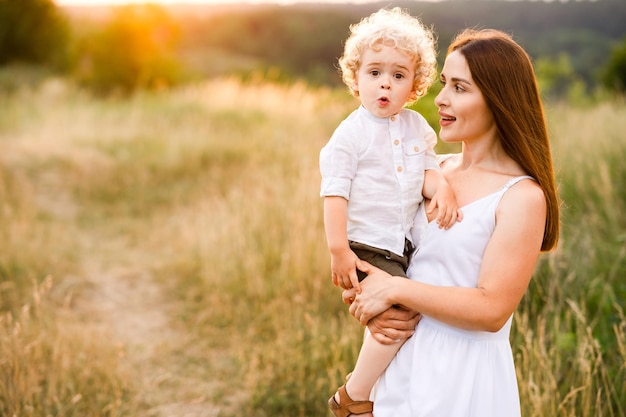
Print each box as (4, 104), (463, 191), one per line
(0, 76), (624, 416)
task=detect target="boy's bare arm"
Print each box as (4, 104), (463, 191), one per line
(323, 196), (361, 291)
(423, 169), (463, 229)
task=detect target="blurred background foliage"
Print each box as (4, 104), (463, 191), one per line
(72, 4), (182, 94)
(1, 0), (626, 97)
(0, 0), (70, 69)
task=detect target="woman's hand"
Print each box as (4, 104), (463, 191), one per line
(341, 261), (421, 344)
(340, 259), (374, 305)
(367, 307), (421, 344)
(347, 261), (397, 325)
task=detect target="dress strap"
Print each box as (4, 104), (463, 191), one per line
(502, 175), (535, 192)
(436, 153), (457, 166)
(488, 175), (537, 221)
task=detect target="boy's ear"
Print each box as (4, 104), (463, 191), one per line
(352, 82), (359, 92)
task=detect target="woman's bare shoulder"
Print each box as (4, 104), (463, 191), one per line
(500, 177), (546, 214)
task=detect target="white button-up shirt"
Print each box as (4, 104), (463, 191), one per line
(320, 106), (439, 256)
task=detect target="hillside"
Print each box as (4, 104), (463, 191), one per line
(159, 0), (626, 88)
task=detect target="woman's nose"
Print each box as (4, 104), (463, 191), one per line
(434, 90), (445, 107)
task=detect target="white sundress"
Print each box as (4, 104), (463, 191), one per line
(372, 176), (534, 417)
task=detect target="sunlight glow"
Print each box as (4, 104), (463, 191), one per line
(54, 0), (377, 5)
(55, 0), (228, 5)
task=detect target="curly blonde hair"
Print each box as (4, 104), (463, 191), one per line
(339, 7), (437, 104)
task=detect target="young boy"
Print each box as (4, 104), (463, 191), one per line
(320, 8), (462, 416)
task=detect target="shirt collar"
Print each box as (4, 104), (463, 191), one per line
(358, 105), (402, 123)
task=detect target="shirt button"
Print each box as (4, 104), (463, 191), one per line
(414, 146), (420, 152)
(397, 166), (403, 172)
(394, 139), (400, 145)
(391, 116), (396, 121)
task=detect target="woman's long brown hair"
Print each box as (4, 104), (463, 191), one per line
(449, 29), (560, 251)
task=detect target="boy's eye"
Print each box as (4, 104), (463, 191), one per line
(394, 73), (405, 80)
(370, 70), (380, 76)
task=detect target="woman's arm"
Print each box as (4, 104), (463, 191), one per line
(350, 181), (547, 332)
(342, 287), (421, 344)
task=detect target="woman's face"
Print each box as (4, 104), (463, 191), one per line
(434, 50), (496, 144)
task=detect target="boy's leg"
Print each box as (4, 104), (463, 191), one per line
(333, 249), (410, 410)
(343, 329), (405, 406)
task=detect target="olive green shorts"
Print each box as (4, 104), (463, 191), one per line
(349, 240), (413, 282)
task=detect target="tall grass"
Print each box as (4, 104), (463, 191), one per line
(514, 100), (626, 417)
(0, 76), (624, 416)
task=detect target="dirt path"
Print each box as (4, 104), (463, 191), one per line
(27, 143), (239, 416)
(75, 234), (225, 417)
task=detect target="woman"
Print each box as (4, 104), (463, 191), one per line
(343, 29), (560, 416)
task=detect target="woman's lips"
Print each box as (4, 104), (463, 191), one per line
(439, 111), (456, 126)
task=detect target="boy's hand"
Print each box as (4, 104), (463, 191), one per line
(427, 184), (463, 229)
(330, 248), (361, 292)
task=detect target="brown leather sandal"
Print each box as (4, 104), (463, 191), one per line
(328, 384), (373, 417)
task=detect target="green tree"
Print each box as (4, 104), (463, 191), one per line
(534, 53), (587, 100)
(75, 4), (181, 94)
(0, 0), (69, 68)
(601, 36), (626, 93)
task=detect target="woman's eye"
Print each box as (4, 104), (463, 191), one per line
(454, 84), (465, 92)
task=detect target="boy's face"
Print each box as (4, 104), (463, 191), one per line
(353, 44), (416, 118)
